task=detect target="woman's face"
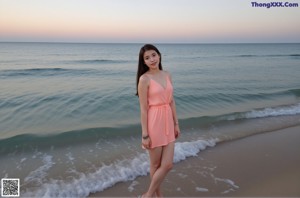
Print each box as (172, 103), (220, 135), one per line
(143, 50), (160, 70)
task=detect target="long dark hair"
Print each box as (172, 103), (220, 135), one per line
(136, 44), (163, 96)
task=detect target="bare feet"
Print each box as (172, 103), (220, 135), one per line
(155, 190), (163, 197)
(141, 192), (154, 198)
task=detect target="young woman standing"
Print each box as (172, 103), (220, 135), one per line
(136, 44), (180, 197)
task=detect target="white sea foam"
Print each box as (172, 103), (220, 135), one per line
(22, 138), (217, 197)
(65, 152), (75, 164)
(128, 180), (139, 192)
(177, 173), (188, 179)
(24, 154), (55, 185)
(221, 188), (235, 194)
(195, 187), (209, 192)
(215, 178), (239, 189)
(227, 103), (300, 120)
(174, 139), (217, 163)
(245, 103), (300, 119)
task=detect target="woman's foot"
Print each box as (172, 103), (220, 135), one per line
(155, 191), (163, 197)
(141, 192), (154, 198)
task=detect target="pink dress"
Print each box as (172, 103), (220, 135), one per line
(147, 74), (175, 148)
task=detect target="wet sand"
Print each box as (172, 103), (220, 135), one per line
(90, 125), (300, 197)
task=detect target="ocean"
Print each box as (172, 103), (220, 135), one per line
(0, 42), (300, 197)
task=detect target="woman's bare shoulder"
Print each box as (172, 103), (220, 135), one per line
(163, 70), (172, 79)
(139, 73), (150, 85)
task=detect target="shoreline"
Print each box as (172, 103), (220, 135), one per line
(90, 124), (300, 197)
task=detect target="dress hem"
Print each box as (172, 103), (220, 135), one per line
(150, 139), (176, 149)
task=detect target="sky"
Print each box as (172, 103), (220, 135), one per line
(0, 0), (300, 43)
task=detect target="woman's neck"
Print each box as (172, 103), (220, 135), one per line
(148, 68), (160, 74)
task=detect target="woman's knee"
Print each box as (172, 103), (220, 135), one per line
(150, 160), (161, 170)
(162, 162), (173, 172)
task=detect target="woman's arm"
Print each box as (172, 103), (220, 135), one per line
(170, 98), (179, 125)
(138, 75), (151, 148)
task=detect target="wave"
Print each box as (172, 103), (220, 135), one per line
(192, 54), (300, 59)
(22, 139), (217, 197)
(0, 66), (134, 78)
(0, 125), (140, 154)
(288, 88), (300, 97)
(235, 54), (300, 58)
(71, 59), (129, 65)
(224, 103), (300, 121)
(0, 68), (97, 77)
(179, 102), (300, 131)
(176, 88), (300, 112)
(1, 101), (299, 154)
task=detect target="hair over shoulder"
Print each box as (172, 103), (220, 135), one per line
(136, 44), (163, 96)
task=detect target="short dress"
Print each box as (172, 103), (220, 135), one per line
(147, 74), (176, 148)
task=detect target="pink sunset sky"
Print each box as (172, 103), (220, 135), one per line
(0, 0), (299, 43)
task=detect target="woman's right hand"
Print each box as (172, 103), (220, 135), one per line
(142, 137), (151, 149)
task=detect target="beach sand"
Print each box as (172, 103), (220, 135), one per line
(90, 125), (300, 197)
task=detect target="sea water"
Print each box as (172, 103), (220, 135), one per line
(0, 42), (300, 197)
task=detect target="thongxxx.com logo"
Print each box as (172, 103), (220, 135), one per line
(251, 1), (299, 8)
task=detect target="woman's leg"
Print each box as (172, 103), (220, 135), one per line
(148, 146), (163, 197)
(144, 142), (175, 197)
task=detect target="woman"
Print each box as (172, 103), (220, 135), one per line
(136, 44), (180, 197)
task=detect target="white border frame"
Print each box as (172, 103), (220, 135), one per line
(1, 178), (20, 197)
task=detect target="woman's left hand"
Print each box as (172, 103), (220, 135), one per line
(175, 124), (180, 139)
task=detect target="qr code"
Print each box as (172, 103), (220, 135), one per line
(1, 178), (20, 197)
